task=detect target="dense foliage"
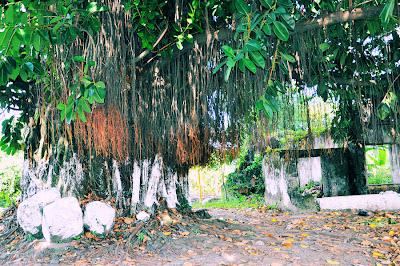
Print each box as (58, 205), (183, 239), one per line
(226, 152), (265, 197)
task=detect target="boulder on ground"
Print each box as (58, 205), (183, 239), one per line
(136, 211), (150, 221)
(83, 201), (115, 235)
(17, 188), (61, 237)
(42, 197), (83, 243)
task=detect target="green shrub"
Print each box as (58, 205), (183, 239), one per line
(0, 150), (22, 207)
(225, 152), (264, 198)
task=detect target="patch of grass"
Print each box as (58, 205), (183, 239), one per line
(192, 195), (265, 209)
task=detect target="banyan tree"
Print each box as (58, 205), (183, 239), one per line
(1, 0), (399, 215)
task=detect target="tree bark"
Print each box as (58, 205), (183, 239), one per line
(21, 152), (190, 216)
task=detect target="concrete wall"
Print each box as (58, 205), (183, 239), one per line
(262, 154), (300, 211)
(389, 144), (400, 184)
(297, 157), (322, 187)
(321, 144), (367, 197)
(262, 144), (367, 210)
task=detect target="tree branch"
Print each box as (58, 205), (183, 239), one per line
(138, 4), (396, 64)
(294, 4), (396, 34)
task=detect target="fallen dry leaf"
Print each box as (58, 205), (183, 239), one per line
(326, 259), (340, 264)
(282, 240), (293, 247)
(163, 232), (172, 236)
(372, 252), (384, 258)
(124, 217), (134, 224)
(300, 244), (308, 248)
(361, 240), (372, 246)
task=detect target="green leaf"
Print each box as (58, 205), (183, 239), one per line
(20, 69), (27, 82)
(340, 53), (347, 66)
(250, 14), (263, 31)
(281, 14), (295, 31)
(77, 98), (87, 122)
(6, 56), (16, 69)
(53, 21), (64, 32)
(319, 43), (330, 52)
(5, 5), (14, 24)
(4, 61), (13, 74)
(378, 104), (390, 120)
(277, 0), (293, 8)
(263, 24), (272, 35)
(367, 20), (379, 35)
(24, 62), (34, 72)
(380, 0), (395, 28)
(222, 45), (235, 58)
(88, 2), (98, 13)
(50, 16), (64, 24)
(255, 97), (274, 118)
(88, 60), (96, 67)
(275, 6), (286, 15)
(90, 17), (101, 32)
(96, 86), (106, 99)
(213, 61), (227, 74)
(280, 53), (296, 63)
(243, 58), (257, 74)
(0, 65), (6, 85)
(235, 0), (250, 14)
(57, 103), (65, 110)
(32, 61), (45, 75)
(82, 99), (91, 113)
(227, 57), (235, 67)
(259, 0), (274, 9)
(225, 66), (232, 81)
(238, 59), (245, 72)
(245, 39), (261, 52)
(10, 67), (20, 81)
(96, 81), (105, 89)
(73, 56), (86, 62)
(185, 34), (194, 43)
(249, 51), (265, 69)
(273, 21), (289, 41)
(33, 33), (41, 51)
(176, 40), (183, 50)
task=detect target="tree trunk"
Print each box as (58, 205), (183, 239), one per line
(21, 150), (190, 216)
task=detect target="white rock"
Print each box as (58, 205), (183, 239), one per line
(83, 201), (115, 235)
(42, 197), (83, 243)
(17, 188), (61, 237)
(255, 240), (265, 246)
(136, 211), (150, 221)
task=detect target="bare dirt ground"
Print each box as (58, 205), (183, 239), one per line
(1, 206), (400, 265)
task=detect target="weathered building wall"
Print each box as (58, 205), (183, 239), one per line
(262, 144), (367, 209)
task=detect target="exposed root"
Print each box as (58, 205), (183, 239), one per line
(121, 200), (247, 254)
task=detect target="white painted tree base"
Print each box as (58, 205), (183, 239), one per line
(21, 154), (188, 216)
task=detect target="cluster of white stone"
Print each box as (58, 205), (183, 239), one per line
(17, 188), (116, 243)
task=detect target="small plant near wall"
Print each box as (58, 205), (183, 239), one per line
(298, 181), (323, 197)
